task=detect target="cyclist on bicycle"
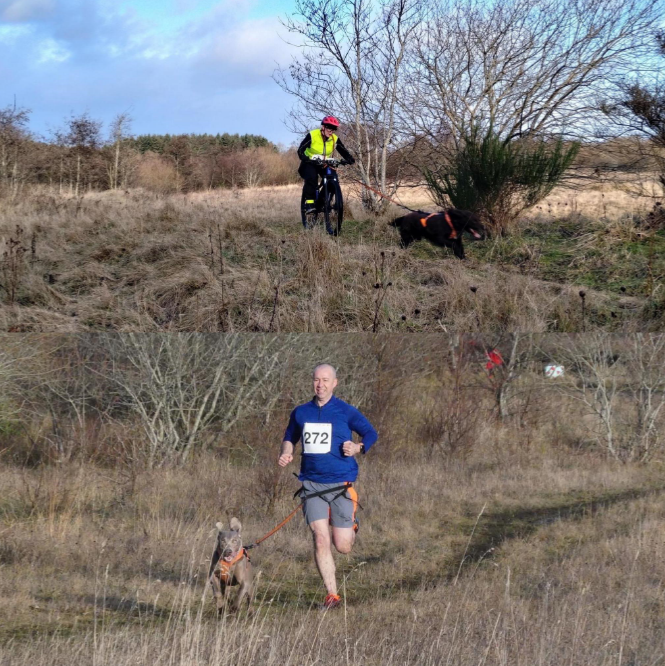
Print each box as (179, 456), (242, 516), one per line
(297, 116), (355, 218)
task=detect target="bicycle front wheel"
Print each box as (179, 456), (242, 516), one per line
(324, 181), (344, 236)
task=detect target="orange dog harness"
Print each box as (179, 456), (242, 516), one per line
(217, 548), (249, 584)
(420, 211), (458, 239)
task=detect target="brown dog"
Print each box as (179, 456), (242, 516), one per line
(208, 517), (254, 613)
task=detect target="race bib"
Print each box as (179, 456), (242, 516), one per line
(302, 422), (332, 454)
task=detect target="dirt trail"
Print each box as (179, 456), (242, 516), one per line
(258, 481), (665, 611)
(389, 483), (665, 595)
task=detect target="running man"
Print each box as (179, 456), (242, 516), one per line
(297, 116), (355, 218)
(278, 363), (377, 610)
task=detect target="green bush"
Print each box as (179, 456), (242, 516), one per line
(424, 126), (579, 235)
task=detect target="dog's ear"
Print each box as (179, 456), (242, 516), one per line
(389, 217), (403, 227)
(215, 521), (225, 532)
(230, 517), (242, 533)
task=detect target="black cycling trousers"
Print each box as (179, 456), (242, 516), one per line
(299, 162), (326, 204)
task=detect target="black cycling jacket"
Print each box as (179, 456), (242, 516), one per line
(297, 132), (355, 165)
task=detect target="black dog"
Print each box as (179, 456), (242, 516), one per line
(390, 209), (486, 259)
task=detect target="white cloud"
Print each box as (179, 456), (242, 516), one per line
(0, 0), (53, 22)
(36, 36), (69, 62)
(1, 0), (300, 143)
(140, 45), (174, 60)
(0, 22), (32, 40)
(185, 15), (295, 90)
(198, 17), (289, 68)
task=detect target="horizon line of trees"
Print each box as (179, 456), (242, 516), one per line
(1, 89), (663, 233)
(130, 132), (275, 154)
(0, 107), (300, 197)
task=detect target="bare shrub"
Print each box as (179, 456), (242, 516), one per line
(252, 451), (296, 513)
(546, 334), (665, 462)
(95, 334), (301, 467)
(482, 333), (537, 421)
(253, 147), (300, 186)
(135, 152), (182, 194)
(624, 334), (665, 461)
(413, 339), (495, 460)
(418, 381), (484, 460)
(549, 334), (623, 458)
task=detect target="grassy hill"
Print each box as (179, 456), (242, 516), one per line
(0, 183), (662, 332)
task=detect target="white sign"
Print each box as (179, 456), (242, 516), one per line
(544, 364), (564, 378)
(303, 422), (332, 454)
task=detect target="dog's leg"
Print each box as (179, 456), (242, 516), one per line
(451, 239), (465, 260)
(208, 546), (220, 581)
(399, 231), (414, 248)
(216, 580), (232, 615)
(247, 576), (256, 609)
(233, 580), (251, 612)
(210, 571), (225, 614)
(209, 546), (225, 614)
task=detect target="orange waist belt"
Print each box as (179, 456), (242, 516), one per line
(420, 211), (457, 239)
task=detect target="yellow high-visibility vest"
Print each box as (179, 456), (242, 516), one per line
(304, 129), (338, 159)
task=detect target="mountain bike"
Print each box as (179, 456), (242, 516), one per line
(300, 158), (347, 236)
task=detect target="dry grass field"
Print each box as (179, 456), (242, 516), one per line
(0, 179), (662, 332)
(1, 333), (665, 666)
(1, 449), (664, 665)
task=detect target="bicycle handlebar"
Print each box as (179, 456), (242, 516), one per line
(310, 157), (349, 167)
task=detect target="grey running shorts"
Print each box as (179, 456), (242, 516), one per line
(301, 480), (359, 528)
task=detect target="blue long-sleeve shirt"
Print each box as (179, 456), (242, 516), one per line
(283, 395), (378, 483)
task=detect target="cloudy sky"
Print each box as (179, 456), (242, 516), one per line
(0, 0), (301, 145)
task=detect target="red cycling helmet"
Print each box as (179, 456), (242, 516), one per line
(321, 116), (340, 128)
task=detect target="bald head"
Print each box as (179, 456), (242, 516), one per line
(312, 363), (337, 379)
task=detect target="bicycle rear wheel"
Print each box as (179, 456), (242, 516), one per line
(324, 181), (344, 236)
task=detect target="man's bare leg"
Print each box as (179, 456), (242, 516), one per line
(310, 519), (337, 595)
(332, 526), (355, 554)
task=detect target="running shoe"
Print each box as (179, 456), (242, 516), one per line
(353, 517), (359, 534)
(322, 593), (342, 610)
